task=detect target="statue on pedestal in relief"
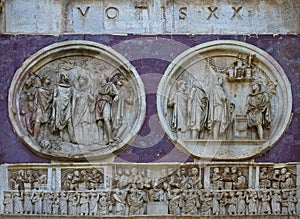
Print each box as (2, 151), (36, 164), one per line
(157, 40), (292, 160)
(8, 41), (146, 160)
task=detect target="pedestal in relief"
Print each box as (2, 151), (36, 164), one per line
(157, 40), (292, 160)
(8, 40), (146, 161)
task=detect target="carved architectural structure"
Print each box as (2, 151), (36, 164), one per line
(157, 40), (292, 160)
(8, 41), (146, 161)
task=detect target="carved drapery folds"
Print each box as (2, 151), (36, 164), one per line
(8, 41), (146, 161)
(157, 40), (292, 160)
(2, 163), (298, 216)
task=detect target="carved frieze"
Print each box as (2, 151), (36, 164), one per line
(1, 163), (298, 216)
(157, 40), (292, 160)
(8, 40), (146, 161)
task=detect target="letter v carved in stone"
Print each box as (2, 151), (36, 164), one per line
(77, 6), (90, 17)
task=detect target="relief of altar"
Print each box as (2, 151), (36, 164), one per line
(157, 40), (292, 160)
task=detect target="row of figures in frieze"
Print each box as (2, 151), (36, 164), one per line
(113, 166), (203, 192)
(211, 166), (248, 190)
(3, 191), (111, 216)
(168, 56), (275, 141)
(168, 189), (298, 216)
(9, 169), (47, 191)
(259, 167), (296, 189)
(3, 189), (297, 216)
(21, 64), (134, 148)
(61, 168), (104, 191)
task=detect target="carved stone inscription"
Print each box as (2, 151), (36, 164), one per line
(157, 40), (292, 160)
(8, 41), (146, 160)
(2, 163), (298, 216)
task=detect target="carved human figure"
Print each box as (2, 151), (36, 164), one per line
(37, 170), (47, 186)
(259, 191), (271, 214)
(51, 73), (76, 143)
(112, 189), (127, 215)
(168, 189), (183, 215)
(271, 169), (281, 189)
(3, 193), (13, 214)
(89, 193), (99, 215)
(246, 80), (271, 140)
(209, 75), (229, 139)
(111, 73), (134, 141)
(13, 192), (23, 214)
(211, 167), (223, 190)
(168, 80), (189, 139)
(271, 190), (282, 214)
(236, 191), (246, 215)
(42, 193), (53, 215)
(288, 190), (297, 215)
(21, 73), (39, 135)
(222, 167), (232, 190)
(68, 192), (79, 216)
(88, 169), (103, 190)
(279, 167), (287, 189)
(127, 184), (147, 215)
(31, 76), (53, 140)
(259, 167), (271, 189)
(188, 167), (202, 190)
(227, 192), (237, 215)
(188, 82), (208, 139)
(79, 193), (89, 215)
(95, 74), (119, 144)
(284, 172), (294, 189)
(183, 190), (200, 215)
(246, 191), (258, 215)
(31, 192), (42, 214)
(200, 192), (212, 216)
(98, 193), (111, 215)
(281, 190), (289, 214)
(219, 192), (229, 215)
(73, 75), (97, 145)
(231, 167), (238, 189)
(212, 192), (222, 215)
(52, 192), (59, 215)
(59, 191), (68, 215)
(236, 171), (247, 189)
(119, 168), (132, 190)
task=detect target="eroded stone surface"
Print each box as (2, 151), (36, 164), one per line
(2, 0), (300, 34)
(157, 40), (292, 160)
(8, 40), (146, 161)
(0, 162), (298, 216)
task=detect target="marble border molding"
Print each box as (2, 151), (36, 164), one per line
(157, 40), (292, 160)
(8, 40), (146, 161)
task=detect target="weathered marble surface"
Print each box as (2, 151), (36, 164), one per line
(0, 162), (299, 216)
(2, 0), (300, 34)
(157, 40), (292, 160)
(8, 40), (146, 161)
(0, 34), (299, 163)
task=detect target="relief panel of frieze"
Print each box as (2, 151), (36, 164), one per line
(157, 40), (292, 160)
(1, 163), (298, 216)
(8, 40), (146, 161)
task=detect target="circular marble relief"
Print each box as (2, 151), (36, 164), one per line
(9, 41), (146, 161)
(157, 40), (292, 160)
